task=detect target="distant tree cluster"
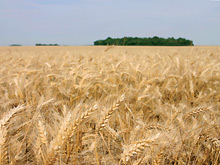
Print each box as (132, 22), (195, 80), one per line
(94, 37), (194, 46)
(10, 44), (22, 46)
(35, 43), (59, 46)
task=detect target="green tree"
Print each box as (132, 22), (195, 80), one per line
(94, 37), (193, 46)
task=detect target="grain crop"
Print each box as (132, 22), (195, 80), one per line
(0, 46), (219, 164)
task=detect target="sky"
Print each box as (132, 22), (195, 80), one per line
(0, 0), (220, 46)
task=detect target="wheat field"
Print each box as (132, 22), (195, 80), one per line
(0, 46), (220, 164)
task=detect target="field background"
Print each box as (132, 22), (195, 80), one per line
(0, 46), (220, 164)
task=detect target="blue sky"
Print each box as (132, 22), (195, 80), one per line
(0, 0), (219, 46)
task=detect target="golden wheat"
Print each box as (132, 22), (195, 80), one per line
(0, 46), (219, 164)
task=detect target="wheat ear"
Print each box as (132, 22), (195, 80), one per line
(34, 115), (48, 163)
(37, 116), (48, 147)
(96, 94), (125, 133)
(45, 104), (98, 165)
(0, 105), (25, 164)
(121, 140), (152, 163)
(145, 125), (171, 132)
(200, 134), (220, 149)
(184, 106), (211, 119)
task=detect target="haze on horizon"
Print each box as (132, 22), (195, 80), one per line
(0, 0), (219, 46)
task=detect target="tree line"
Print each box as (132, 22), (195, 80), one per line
(10, 44), (22, 46)
(35, 43), (59, 46)
(94, 36), (194, 46)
